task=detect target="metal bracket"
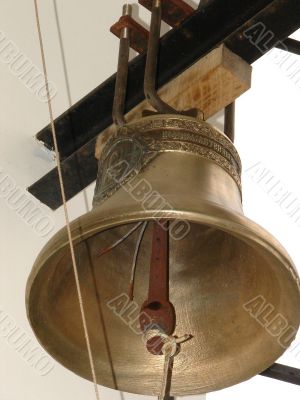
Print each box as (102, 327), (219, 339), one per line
(139, 0), (194, 27)
(110, 11), (149, 54)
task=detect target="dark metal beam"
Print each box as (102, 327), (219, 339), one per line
(260, 363), (300, 386)
(276, 38), (300, 56)
(28, 138), (98, 210)
(29, 0), (300, 209)
(224, 1), (300, 62)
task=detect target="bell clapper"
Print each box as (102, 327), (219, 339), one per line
(139, 220), (192, 398)
(140, 220), (176, 355)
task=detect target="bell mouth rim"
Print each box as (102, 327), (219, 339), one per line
(25, 200), (300, 395)
(26, 200), (300, 302)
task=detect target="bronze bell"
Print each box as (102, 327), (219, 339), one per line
(26, 1), (300, 397)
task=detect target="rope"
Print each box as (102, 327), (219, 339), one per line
(159, 333), (191, 400)
(33, 2), (100, 399)
(160, 343), (175, 400)
(145, 329), (192, 400)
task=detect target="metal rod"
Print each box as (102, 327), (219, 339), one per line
(224, 102), (235, 142)
(139, 221), (176, 339)
(148, 221), (169, 302)
(260, 363), (300, 386)
(144, 0), (177, 114)
(112, 4), (132, 126)
(276, 37), (300, 56)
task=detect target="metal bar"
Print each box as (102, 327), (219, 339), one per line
(29, 0), (300, 209)
(260, 363), (300, 386)
(110, 13), (149, 54)
(112, 4), (131, 127)
(144, 0), (177, 113)
(148, 221), (170, 302)
(140, 221), (176, 339)
(224, 102), (235, 142)
(276, 37), (300, 56)
(139, 0), (195, 27)
(225, 1), (300, 62)
(28, 138), (98, 210)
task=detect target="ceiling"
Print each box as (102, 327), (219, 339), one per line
(1, 0), (300, 399)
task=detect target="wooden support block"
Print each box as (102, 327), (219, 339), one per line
(95, 45), (251, 159)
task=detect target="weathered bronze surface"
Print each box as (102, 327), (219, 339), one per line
(26, 115), (300, 396)
(93, 115), (241, 206)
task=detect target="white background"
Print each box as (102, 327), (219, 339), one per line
(1, 0), (300, 399)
